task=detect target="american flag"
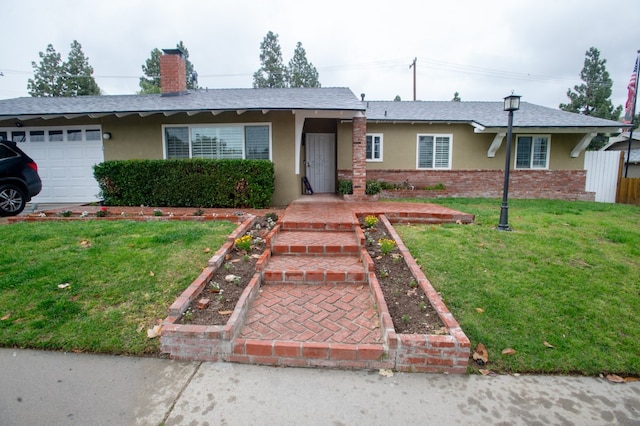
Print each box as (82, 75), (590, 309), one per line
(623, 53), (640, 124)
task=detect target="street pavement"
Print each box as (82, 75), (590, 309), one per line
(1, 348), (639, 425)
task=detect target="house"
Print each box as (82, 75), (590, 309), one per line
(602, 132), (640, 178)
(0, 49), (627, 205)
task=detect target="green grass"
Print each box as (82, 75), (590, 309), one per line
(393, 198), (640, 375)
(0, 220), (236, 356)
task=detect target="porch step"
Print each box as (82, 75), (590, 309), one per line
(271, 231), (360, 255)
(262, 255), (366, 284)
(280, 220), (357, 232)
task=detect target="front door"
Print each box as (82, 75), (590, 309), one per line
(305, 133), (335, 193)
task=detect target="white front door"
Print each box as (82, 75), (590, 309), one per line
(305, 133), (335, 193)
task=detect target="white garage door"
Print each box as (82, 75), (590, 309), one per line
(2, 127), (103, 203)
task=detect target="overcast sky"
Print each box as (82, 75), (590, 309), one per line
(1, 0), (639, 110)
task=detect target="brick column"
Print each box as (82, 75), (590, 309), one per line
(352, 116), (367, 196)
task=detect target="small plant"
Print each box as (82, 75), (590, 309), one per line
(409, 279), (418, 288)
(233, 276), (241, 286)
(224, 262), (233, 271)
(95, 207), (109, 217)
(424, 183), (446, 190)
(234, 235), (252, 251)
(418, 301), (427, 311)
(379, 268), (389, 279)
(378, 238), (396, 255)
(209, 282), (221, 293)
(182, 308), (194, 323)
(153, 209), (163, 216)
(401, 314), (410, 324)
(193, 208), (205, 216)
(59, 210), (72, 217)
(242, 254), (250, 262)
(367, 237), (376, 246)
(265, 212), (278, 222)
(365, 179), (381, 195)
(216, 294), (224, 302)
(364, 215), (378, 228)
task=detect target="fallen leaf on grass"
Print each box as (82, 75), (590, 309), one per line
(502, 348), (516, 356)
(57, 283), (71, 289)
(475, 307), (485, 313)
(1, 314), (10, 321)
(149, 271), (155, 277)
(136, 324), (145, 333)
(379, 369), (394, 377)
(606, 374), (625, 383)
(203, 247), (210, 253)
(218, 310), (233, 315)
(543, 341), (555, 348)
(147, 325), (161, 338)
(473, 343), (489, 365)
(479, 369), (496, 376)
(79, 239), (91, 248)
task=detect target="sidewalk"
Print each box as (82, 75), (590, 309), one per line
(1, 348), (639, 425)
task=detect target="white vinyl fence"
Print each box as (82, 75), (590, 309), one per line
(584, 151), (621, 203)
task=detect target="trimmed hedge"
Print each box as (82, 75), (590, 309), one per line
(93, 159), (275, 208)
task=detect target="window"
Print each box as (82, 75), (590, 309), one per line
(366, 134), (383, 161)
(0, 144), (18, 160)
(164, 124), (271, 160)
(48, 130), (64, 142)
(29, 131), (45, 142)
(417, 134), (451, 169)
(12, 131), (26, 143)
(67, 129), (83, 141)
(515, 136), (549, 169)
(86, 129), (101, 141)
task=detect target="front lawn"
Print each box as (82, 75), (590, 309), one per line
(0, 220), (236, 356)
(393, 198), (640, 375)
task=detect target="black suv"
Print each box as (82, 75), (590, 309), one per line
(0, 139), (42, 216)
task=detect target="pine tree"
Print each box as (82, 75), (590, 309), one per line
(139, 42), (198, 94)
(560, 47), (623, 149)
(452, 92), (461, 102)
(288, 42), (320, 88)
(27, 41), (100, 97)
(253, 31), (288, 88)
(63, 40), (100, 96)
(560, 47), (622, 120)
(27, 44), (65, 97)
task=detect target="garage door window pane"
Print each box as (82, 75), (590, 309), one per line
(49, 130), (64, 142)
(86, 129), (101, 141)
(67, 129), (82, 141)
(30, 131), (45, 142)
(12, 131), (26, 143)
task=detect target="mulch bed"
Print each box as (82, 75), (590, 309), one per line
(360, 216), (446, 334)
(178, 216), (272, 325)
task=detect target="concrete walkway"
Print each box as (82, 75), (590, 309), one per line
(1, 348), (639, 425)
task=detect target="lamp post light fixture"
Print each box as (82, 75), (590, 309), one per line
(497, 94), (521, 231)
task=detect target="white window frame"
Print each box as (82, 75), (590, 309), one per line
(416, 133), (452, 170)
(365, 133), (383, 162)
(162, 123), (273, 161)
(0, 125), (103, 143)
(514, 135), (550, 170)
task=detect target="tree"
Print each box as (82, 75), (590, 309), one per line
(27, 44), (64, 97)
(560, 47), (623, 149)
(394, 95), (402, 101)
(253, 31), (288, 88)
(452, 92), (461, 102)
(288, 42), (320, 88)
(62, 40), (100, 96)
(560, 47), (622, 119)
(139, 41), (198, 94)
(28, 41), (100, 97)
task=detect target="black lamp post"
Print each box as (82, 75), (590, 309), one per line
(497, 94), (521, 231)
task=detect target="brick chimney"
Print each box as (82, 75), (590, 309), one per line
(160, 48), (187, 96)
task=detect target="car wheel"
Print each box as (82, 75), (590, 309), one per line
(0, 184), (27, 216)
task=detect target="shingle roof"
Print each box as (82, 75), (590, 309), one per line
(365, 101), (626, 129)
(0, 87), (364, 118)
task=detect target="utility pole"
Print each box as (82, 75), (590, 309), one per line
(409, 57), (416, 101)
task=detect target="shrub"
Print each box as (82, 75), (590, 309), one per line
(93, 159), (275, 208)
(337, 180), (353, 195)
(365, 180), (381, 195)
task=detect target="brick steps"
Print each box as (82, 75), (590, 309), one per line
(271, 230), (360, 255)
(263, 255), (366, 284)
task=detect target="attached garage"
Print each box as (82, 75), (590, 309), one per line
(0, 126), (103, 203)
